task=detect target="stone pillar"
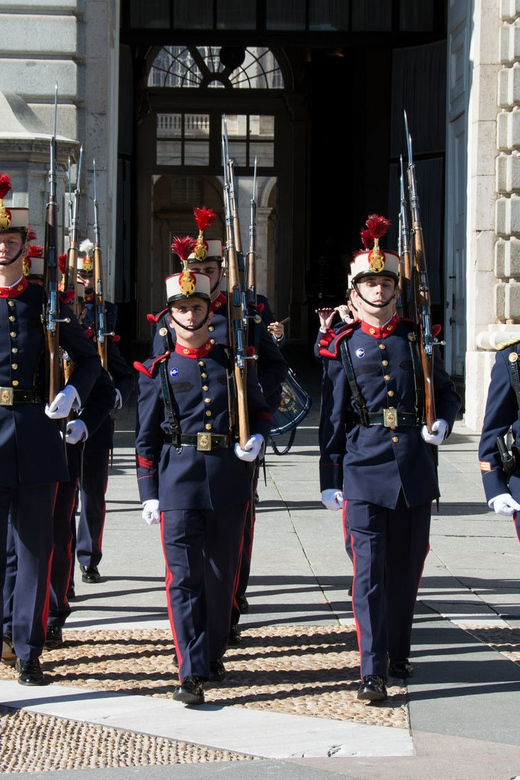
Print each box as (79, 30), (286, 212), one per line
(466, 0), (516, 431)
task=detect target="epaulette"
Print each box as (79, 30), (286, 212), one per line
(133, 352), (170, 378)
(497, 338), (520, 351)
(147, 308), (168, 325)
(318, 322), (360, 359)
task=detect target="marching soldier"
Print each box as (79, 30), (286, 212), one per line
(135, 261), (272, 705)
(0, 173), (101, 684)
(318, 216), (460, 701)
(478, 338), (520, 534)
(149, 216), (287, 643)
(70, 243), (135, 586)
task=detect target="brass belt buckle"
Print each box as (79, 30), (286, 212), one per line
(383, 408), (397, 428)
(0, 387), (13, 406)
(197, 432), (212, 451)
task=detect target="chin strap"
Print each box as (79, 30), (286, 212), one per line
(353, 284), (398, 310)
(0, 246), (25, 266)
(169, 310), (211, 333)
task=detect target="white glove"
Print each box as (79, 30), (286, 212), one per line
(65, 418), (88, 444)
(114, 388), (123, 409)
(489, 493), (520, 516)
(45, 385), (81, 419)
(142, 499), (160, 525)
(321, 489), (344, 511)
(234, 434), (265, 462)
(421, 419), (448, 445)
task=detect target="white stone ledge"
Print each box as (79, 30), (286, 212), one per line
(501, 0), (520, 22)
(500, 22), (520, 63)
(0, 15), (77, 55)
(476, 324), (520, 350)
(0, 60), (77, 100)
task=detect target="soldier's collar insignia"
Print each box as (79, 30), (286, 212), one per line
(360, 313), (399, 339)
(211, 292), (226, 311)
(174, 338), (214, 359)
(0, 275), (28, 299)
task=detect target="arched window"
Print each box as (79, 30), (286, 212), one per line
(148, 46), (284, 90)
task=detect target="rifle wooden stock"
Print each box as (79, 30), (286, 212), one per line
(404, 112), (437, 433)
(227, 242), (250, 448)
(93, 244), (107, 368)
(44, 85), (62, 405)
(410, 222), (436, 432)
(222, 125), (250, 448)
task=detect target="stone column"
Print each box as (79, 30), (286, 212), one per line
(466, 0), (515, 431)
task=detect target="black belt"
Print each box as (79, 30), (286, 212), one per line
(164, 432), (231, 451)
(0, 387), (41, 406)
(356, 409), (420, 428)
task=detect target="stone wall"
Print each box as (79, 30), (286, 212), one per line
(0, 0), (119, 299)
(466, 0), (518, 430)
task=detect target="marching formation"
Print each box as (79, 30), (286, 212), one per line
(0, 109), (516, 719)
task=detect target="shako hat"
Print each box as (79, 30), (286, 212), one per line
(167, 236), (211, 303)
(188, 207), (223, 264)
(24, 243), (45, 278)
(349, 214), (399, 287)
(0, 173), (28, 234)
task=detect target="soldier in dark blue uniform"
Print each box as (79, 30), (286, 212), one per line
(149, 226), (287, 644)
(69, 248), (135, 586)
(478, 338), (520, 534)
(135, 260), (272, 706)
(2, 240), (116, 651)
(318, 216), (460, 702)
(0, 174), (101, 684)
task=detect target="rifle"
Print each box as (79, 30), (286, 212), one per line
(247, 157), (257, 307)
(43, 84), (69, 404)
(92, 159), (112, 368)
(398, 155), (412, 319)
(222, 117), (251, 447)
(403, 111), (443, 433)
(64, 145), (83, 318)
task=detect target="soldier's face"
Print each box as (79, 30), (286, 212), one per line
(169, 299), (211, 331)
(352, 275), (398, 312)
(0, 231), (26, 266)
(188, 261), (223, 294)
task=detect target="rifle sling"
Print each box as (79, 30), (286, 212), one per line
(159, 359), (181, 452)
(509, 345), (520, 409)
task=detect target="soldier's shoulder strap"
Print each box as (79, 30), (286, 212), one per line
(503, 343), (520, 409)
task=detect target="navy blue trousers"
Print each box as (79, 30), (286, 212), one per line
(161, 503), (247, 682)
(345, 492), (431, 679)
(1, 484), (56, 661)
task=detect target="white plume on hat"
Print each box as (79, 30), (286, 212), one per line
(80, 238), (94, 256)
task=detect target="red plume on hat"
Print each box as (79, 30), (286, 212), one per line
(193, 206), (216, 261)
(28, 244), (44, 258)
(27, 226), (37, 243)
(58, 252), (68, 274)
(0, 173), (12, 231)
(0, 174), (11, 201)
(356, 214), (391, 274)
(171, 236), (197, 268)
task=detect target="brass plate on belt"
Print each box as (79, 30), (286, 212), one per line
(0, 387), (13, 405)
(383, 408), (397, 427)
(197, 432), (212, 451)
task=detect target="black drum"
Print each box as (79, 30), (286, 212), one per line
(269, 368), (312, 455)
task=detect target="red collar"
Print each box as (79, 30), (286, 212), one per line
(174, 338), (214, 359)
(211, 292), (226, 312)
(0, 276), (28, 299)
(360, 313), (399, 339)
